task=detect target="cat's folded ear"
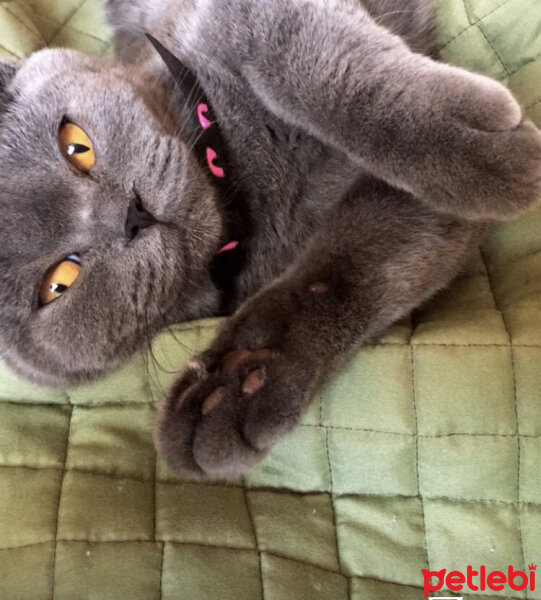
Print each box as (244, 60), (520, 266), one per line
(0, 61), (18, 115)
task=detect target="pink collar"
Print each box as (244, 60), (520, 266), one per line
(196, 102), (240, 257)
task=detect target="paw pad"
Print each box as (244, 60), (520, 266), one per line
(308, 281), (329, 295)
(242, 368), (266, 395)
(201, 386), (226, 415)
(222, 348), (272, 372)
(174, 382), (198, 413)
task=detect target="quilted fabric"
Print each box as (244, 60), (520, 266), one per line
(1, 1), (541, 598)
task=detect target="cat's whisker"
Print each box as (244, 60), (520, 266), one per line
(141, 306), (168, 398)
(373, 9), (414, 25)
(186, 127), (206, 155)
(157, 305), (198, 358)
(178, 91), (206, 145)
(143, 304), (180, 379)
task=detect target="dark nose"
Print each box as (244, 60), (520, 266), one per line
(125, 195), (157, 240)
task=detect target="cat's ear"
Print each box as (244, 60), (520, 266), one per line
(0, 61), (18, 114)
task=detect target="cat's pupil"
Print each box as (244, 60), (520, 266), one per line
(50, 283), (68, 294)
(66, 143), (90, 156)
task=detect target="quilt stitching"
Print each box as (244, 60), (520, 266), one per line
(0, 504), (536, 598)
(4, 539), (531, 600)
(158, 541), (165, 600)
(475, 21), (510, 76)
(461, 0), (473, 25)
(409, 345), (431, 576)
(2, 534), (532, 600)
(440, 0), (513, 49)
(46, 0), (86, 46)
(480, 247), (529, 594)
(0, 3), (41, 43)
(61, 23), (110, 44)
(302, 424), (541, 438)
(243, 490), (266, 600)
(0, 40), (18, 57)
(490, 248), (541, 269)
(1, 1), (541, 598)
(506, 51), (541, 79)
(324, 428), (343, 578)
(50, 404), (73, 600)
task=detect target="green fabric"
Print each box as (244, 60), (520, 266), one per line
(1, 1), (541, 598)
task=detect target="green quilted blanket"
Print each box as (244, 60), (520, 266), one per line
(1, 1), (541, 599)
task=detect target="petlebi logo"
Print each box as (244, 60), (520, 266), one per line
(422, 563), (536, 598)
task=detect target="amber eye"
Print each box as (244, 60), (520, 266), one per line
(39, 254), (81, 306)
(58, 122), (95, 172)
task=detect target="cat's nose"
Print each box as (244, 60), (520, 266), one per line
(125, 194), (157, 241)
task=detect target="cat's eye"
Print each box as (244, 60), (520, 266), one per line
(39, 254), (81, 306)
(58, 122), (95, 173)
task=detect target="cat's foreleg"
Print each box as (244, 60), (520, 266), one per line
(155, 180), (484, 478)
(212, 0), (541, 221)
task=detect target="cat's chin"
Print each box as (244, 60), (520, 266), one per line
(0, 261), (222, 389)
(167, 272), (222, 324)
(0, 345), (111, 388)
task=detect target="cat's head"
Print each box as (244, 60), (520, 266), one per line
(0, 49), (222, 386)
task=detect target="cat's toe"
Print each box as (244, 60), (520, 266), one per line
(458, 71), (521, 132)
(422, 64), (541, 220)
(201, 386), (227, 415)
(241, 368), (266, 395)
(243, 360), (308, 451)
(192, 396), (268, 475)
(156, 348), (277, 478)
(430, 115), (541, 220)
(154, 362), (210, 478)
(454, 73), (541, 218)
(192, 349), (275, 474)
(472, 120), (541, 219)
(435, 64), (521, 132)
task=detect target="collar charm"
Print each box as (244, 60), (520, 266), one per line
(196, 103), (225, 178)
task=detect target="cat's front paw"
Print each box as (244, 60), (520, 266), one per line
(461, 118), (541, 220)
(422, 66), (541, 220)
(155, 344), (308, 478)
(447, 69), (522, 132)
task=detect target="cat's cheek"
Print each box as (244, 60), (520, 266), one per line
(0, 343), (75, 388)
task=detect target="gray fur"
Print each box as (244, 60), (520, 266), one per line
(0, 0), (540, 476)
(0, 61), (16, 115)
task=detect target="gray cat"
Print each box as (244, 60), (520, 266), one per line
(0, 0), (540, 478)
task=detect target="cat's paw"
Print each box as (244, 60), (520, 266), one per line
(421, 66), (541, 220)
(447, 70), (522, 132)
(155, 344), (308, 478)
(461, 119), (541, 220)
